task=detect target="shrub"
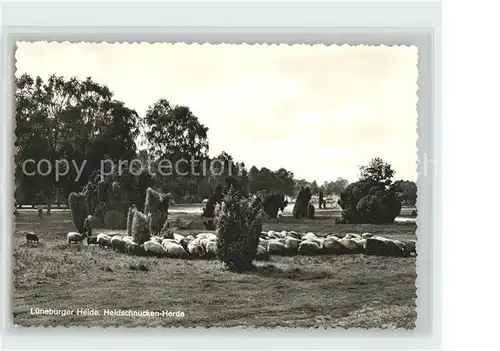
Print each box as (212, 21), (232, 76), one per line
(68, 192), (89, 233)
(126, 205), (137, 236)
(307, 203), (315, 219)
(149, 210), (169, 235)
(160, 220), (174, 239)
(144, 188), (170, 234)
(254, 191), (287, 218)
(356, 195), (384, 224)
(215, 187), (265, 271)
(144, 187), (170, 214)
(104, 210), (127, 229)
(338, 179), (402, 224)
(97, 180), (108, 202)
(292, 187), (312, 218)
(131, 210), (152, 244)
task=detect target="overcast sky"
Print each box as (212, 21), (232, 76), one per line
(15, 42), (418, 184)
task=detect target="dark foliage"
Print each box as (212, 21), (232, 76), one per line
(214, 187), (265, 271)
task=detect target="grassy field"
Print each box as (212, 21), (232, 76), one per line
(12, 211), (417, 328)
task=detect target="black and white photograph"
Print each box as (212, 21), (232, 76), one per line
(12, 42), (419, 329)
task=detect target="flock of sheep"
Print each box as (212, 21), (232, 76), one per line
(64, 229), (416, 260)
(261, 230), (416, 257)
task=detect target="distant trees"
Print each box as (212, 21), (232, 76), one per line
(393, 180), (417, 206)
(321, 177), (349, 196)
(337, 158), (402, 224)
(248, 166), (295, 197)
(15, 74), (140, 212)
(15, 74), (412, 214)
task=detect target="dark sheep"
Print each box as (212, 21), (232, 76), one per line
(25, 232), (39, 243)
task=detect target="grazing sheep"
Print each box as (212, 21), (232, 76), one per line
(130, 210), (151, 245)
(385, 239), (407, 257)
(162, 238), (178, 245)
(173, 233), (185, 242)
(67, 232), (88, 245)
(302, 232), (317, 241)
(143, 240), (166, 257)
(284, 237), (301, 253)
(87, 236), (98, 246)
(96, 233), (112, 248)
(125, 240), (141, 255)
(196, 233), (217, 241)
(321, 238), (345, 254)
(25, 232), (39, 243)
(150, 236), (163, 244)
(304, 237), (323, 247)
(361, 232), (374, 239)
(353, 238), (367, 250)
(205, 241), (217, 258)
(338, 238), (360, 253)
(122, 236), (134, 242)
(404, 240), (417, 255)
(255, 245), (270, 261)
(344, 233), (362, 240)
(364, 238), (392, 256)
(267, 230), (277, 238)
(162, 241), (189, 258)
(287, 231), (301, 240)
(330, 233), (346, 239)
(110, 236), (126, 253)
(187, 241), (205, 258)
(298, 240), (321, 255)
(259, 238), (269, 250)
(267, 240), (287, 255)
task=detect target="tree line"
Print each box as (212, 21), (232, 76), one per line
(14, 74), (416, 211)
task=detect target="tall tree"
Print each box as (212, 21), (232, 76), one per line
(143, 99), (209, 200)
(15, 74), (140, 211)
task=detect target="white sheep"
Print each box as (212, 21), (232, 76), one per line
(150, 236), (163, 244)
(205, 241), (217, 258)
(284, 237), (301, 253)
(361, 232), (374, 239)
(173, 233), (185, 242)
(96, 233), (112, 248)
(345, 233), (362, 240)
(122, 236), (134, 242)
(67, 232), (88, 245)
(143, 240), (166, 257)
(287, 231), (301, 239)
(338, 238), (361, 253)
(298, 240), (321, 255)
(321, 238), (345, 254)
(302, 232), (317, 241)
(259, 238), (269, 250)
(162, 241), (189, 258)
(196, 233), (217, 241)
(110, 236), (126, 253)
(256, 245), (269, 260)
(268, 240), (287, 255)
(187, 241), (205, 258)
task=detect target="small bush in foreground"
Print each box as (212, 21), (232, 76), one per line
(214, 187), (265, 271)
